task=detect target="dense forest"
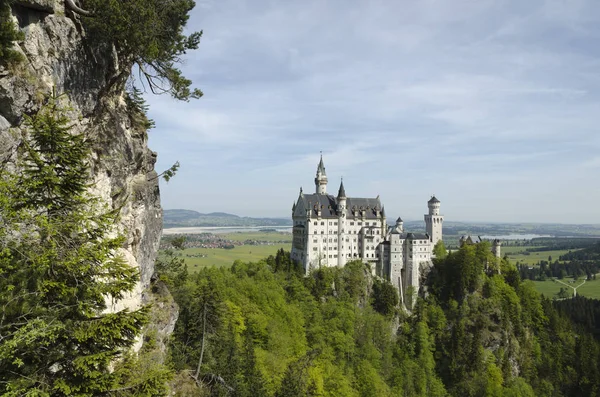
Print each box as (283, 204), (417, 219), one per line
(159, 242), (600, 396)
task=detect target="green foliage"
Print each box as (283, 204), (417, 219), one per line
(125, 86), (156, 130)
(158, 161), (180, 183)
(155, 236), (188, 289)
(169, 242), (600, 396)
(0, 96), (169, 394)
(0, 0), (24, 65)
(371, 279), (398, 317)
(428, 242), (600, 396)
(433, 240), (448, 259)
(81, 0), (202, 101)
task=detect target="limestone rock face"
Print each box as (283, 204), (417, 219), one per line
(0, 0), (171, 351)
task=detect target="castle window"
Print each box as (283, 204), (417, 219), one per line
(358, 222), (362, 226)
(321, 231), (324, 234)
(329, 255), (332, 258)
(313, 247), (317, 251)
(329, 238), (332, 243)
(321, 222), (324, 225)
(329, 222), (332, 226)
(314, 231), (317, 234)
(313, 239), (317, 243)
(334, 222), (338, 226)
(350, 222), (354, 225)
(314, 221), (317, 225)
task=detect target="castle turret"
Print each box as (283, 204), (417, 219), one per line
(337, 179), (346, 267)
(395, 216), (404, 232)
(492, 239), (502, 258)
(314, 155), (327, 194)
(424, 195), (443, 246)
(337, 179), (347, 210)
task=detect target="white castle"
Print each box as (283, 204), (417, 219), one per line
(291, 156), (444, 300)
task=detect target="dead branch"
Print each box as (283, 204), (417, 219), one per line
(64, 0), (93, 16)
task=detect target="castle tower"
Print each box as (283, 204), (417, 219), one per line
(314, 155), (327, 194)
(337, 179), (347, 267)
(492, 239), (502, 258)
(424, 195), (443, 246)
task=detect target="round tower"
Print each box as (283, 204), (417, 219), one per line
(424, 195), (443, 246)
(428, 196), (441, 215)
(314, 154), (327, 194)
(492, 239), (502, 258)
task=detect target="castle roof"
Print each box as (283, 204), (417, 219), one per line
(294, 193), (382, 219)
(337, 180), (346, 198)
(396, 217), (403, 223)
(317, 155), (326, 176)
(387, 227), (429, 240)
(428, 195), (440, 204)
(406, 233), (430, 240)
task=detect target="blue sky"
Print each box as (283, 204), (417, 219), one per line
(146, 0), (600, 223)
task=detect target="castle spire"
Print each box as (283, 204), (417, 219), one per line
(314, 153), (328, 194)
(337, 178), (346, 198)
(317, 152), (326, 176)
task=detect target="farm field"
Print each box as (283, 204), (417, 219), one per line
(505, 248), (576, 265)
(159, 231), (292, 270)
(532, 277), (600, 299)
(161, 243), (290, 270)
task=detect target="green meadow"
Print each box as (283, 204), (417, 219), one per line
(180, 244), (289, 269)
(532, 277), (600, 299)
(159, 231), (293, 270)
(503, 246), (576, 265)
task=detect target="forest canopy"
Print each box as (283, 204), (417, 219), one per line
(164, 246), (600, 396)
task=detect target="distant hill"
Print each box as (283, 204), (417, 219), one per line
(163, 209), (292, 228)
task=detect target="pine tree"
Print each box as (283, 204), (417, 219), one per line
(0, 95), (169, 395)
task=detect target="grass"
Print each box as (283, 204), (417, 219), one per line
(505, 248), (576, 265)
(170, 243), (290, 271)
(159, 231), (293, 271)
(501, 246), (536, 255)
(532, 277), (600, 299)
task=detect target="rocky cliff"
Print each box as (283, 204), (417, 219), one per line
(0, 0), (175, 351)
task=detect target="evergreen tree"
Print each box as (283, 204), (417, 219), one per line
(0, 0), (25, 65)
(433, 240), (448, 259)
(372, 279), (399, 317)
(0, 96), (169, 395)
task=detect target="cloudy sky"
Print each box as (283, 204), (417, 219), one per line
(146, 0), (600, 223)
